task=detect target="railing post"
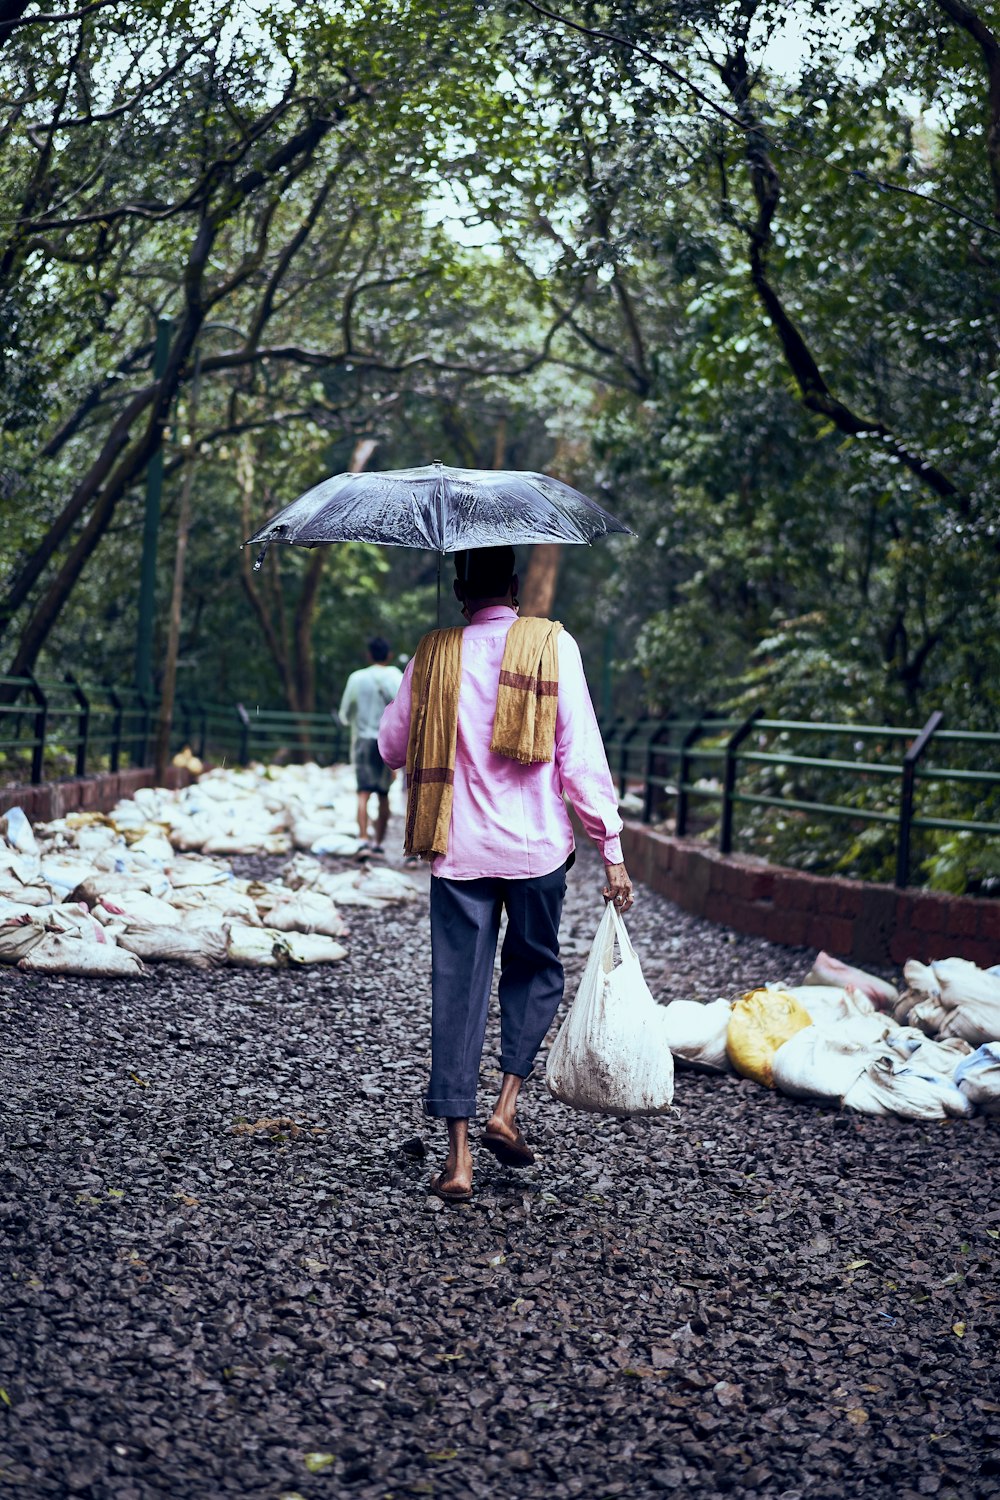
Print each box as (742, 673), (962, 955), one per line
(66, 673), (90, 778)
(676, 714), (707, 837)
(236, 702), (251, 765)
(642, 720), (673, 824)
(24, 673), (48, 785)
(618, 720), (645, 800)
(107, 686), (123, 773)
(720, 708), (764, 855)
(135, 690), (151, 767)
(194, 701), (208, 760)
(896, 710), (944, 888)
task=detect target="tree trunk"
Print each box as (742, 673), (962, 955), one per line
(518, 543), (562, 617)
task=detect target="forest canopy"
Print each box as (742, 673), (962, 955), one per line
(0, 0), (997, 729)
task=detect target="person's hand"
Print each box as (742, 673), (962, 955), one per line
(603, 861), (634, 913)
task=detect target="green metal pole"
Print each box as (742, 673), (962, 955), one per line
(135, 316), (172, 698)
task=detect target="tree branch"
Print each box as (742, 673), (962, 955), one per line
(934, 0), (1000, 221)
(517, 0), (742, 127)
(718, 43), (963, 506)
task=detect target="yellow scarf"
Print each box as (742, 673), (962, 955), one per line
(404, 627), (464, 860)
(404, 615), (563, 860)
(491, 616), (563, 764)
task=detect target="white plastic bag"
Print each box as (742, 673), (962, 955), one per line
(546, 904), (674, 1116)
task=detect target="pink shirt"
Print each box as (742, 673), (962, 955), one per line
(377, 606), (624, 880)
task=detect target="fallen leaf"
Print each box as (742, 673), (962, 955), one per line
(843, 1259), (870, 1271)
(426, 1450), (458, 1462)
(129, 1073), (148, 1088)
(232, 1117), (301, 1137)
(303, 1452), (335, 1474)
(952, 1322), (966, 1338)
(0, 1388), (11, 1407)
(845, 1408), (869, 1425)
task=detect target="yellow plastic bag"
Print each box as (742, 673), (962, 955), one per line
(727, 987), (812, 1087)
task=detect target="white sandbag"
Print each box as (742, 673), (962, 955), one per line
(660, 998), (733, 1073)
(954, 1043), (1000, 1114)
(224, 924), (289, 967)
(290, 817), (339, 851)
(173, 885), (261, 924)
(310, 832), (363, 857)
(202, 831), (292, 857)
(777, 984), (876, 1026)
(0, 850), (42, 887)
(40, 857), (98, 900)
(771, 1025), (876, 1104)
(805, 951), (898, 1010)
(266, 891), (346, 938)
(19, 933), (146, 977)
(894, 959), (941, 1024)
(0, 915), (48, 963)
(281, 854), (327, 890)
(118, 923), (227, 969)
(546, 904), (674, 1116)
(886, 1028), (972, 1075)
(1, 806), (38, 855)
(71, 872), (162, 904)
(0, 883), (52, 907)
(814, 1011), (898, 1048)
(842, 1054), (973, 1120)
(68, 825), (121, 858)
(933, 959), (1000, 1047)
(168, 856), (231, 888)
(96, 891), (179, 927)
(357, 867), (419, 903)
(46, 903), (110, 944)
(0, 896), (48, 921)
(167, 818), (208, 851)
(282, 931), (348, 964)
(126, 831), (175, 863)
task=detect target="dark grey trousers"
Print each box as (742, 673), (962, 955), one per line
(425, 862), (568, 1119)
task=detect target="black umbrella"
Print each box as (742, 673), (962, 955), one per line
(244, 460), (634, 569)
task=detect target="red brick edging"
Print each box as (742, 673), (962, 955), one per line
(0, 767), (192, 824)
(618, 821), (999, 970)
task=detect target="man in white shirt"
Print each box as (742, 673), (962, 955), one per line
(338, 637), (403, 853)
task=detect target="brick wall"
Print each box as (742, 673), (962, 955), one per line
(617, 820), (998, 969)
(0, 767), (192, 823)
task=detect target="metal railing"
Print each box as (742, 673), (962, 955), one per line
(0, 674), (349, 785)
(602, 710), (1000, 889)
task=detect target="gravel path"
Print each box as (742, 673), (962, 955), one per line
(1, 846), (998, 1500)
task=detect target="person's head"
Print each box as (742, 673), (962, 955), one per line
(367, 636), (390, 663)
(453, 546), (518, 616)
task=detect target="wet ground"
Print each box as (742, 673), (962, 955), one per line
(1, 846), (998, 1499)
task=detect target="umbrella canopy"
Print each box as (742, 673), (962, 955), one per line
(244, 461), (633, 569)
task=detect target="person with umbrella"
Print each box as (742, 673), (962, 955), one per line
(377, 545), (633, 1201)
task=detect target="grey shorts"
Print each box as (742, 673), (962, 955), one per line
(354, 737), (393, 795)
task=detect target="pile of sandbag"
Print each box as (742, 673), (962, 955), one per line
(895, 957), (1000, 1047)
(659, 946), (1000, 1120)
(0, 764), (419, 977)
